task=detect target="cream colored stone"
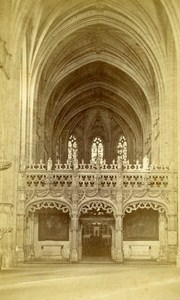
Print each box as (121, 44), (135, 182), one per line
(0, 0), (179, 269)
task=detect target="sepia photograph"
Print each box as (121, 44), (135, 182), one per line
(0, 0), (180, 299)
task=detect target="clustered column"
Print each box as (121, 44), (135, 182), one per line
(167, 213), (177, 262)
(70, 212), (78, 262)
(114, 214), (123, 262)
(70, 171), (79, 262)
(114, 170), (124, 262)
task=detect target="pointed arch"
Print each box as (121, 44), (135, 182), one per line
(117, 134), (127, 162)
(67, 134), (78, 163)
(91, 137), (104, 163)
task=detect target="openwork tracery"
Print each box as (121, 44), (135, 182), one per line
(117, 135), (127, 162)
(67, 135), (78, 163)
(27, 201), (70, 213)
(79, 201), (114, 215)
(91, 137), (104, 163)
(124, 201), (166, 215)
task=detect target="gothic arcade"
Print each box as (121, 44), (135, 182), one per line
(0, 0), (179, 268)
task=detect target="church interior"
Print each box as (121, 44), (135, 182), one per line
(0, 0), (180, 269)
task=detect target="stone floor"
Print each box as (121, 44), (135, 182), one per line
(0, 261), (180, 300)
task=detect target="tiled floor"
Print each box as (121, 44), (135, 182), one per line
(0, 262), (180, 300)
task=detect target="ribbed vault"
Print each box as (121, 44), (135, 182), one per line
(15, 0), (176, 164)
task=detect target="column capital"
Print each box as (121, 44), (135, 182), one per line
(115, 213), (123, 219)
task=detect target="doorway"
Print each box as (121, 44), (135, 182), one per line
(79, 200), (115, 260)
(82, 222), (112, 257)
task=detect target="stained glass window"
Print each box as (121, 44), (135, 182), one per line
(91, 137), (103, 163)
(117, 135), (127, 162)
(68, 135), (78, 163)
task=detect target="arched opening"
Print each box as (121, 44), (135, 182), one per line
(79, 201), (115, 260)
(117, 135), (128, 163)
(91, 137), (104, 164)
(82, 222), (112, 257)
(123, 203), (167, 261)
(67, 134), (78, 164)
(9, 0), (177, 268)
(25, 201), (71, 262)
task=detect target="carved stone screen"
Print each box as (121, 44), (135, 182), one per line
(123, 208), (159, 241)
(38, 208), (69, 241)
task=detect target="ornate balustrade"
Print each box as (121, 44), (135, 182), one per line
(18, 159), (177, 265)
(22, 159), (172, 191)
(26, 173), (73, 189)
(122, 173), (169, 189)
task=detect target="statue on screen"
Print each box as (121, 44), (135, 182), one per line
(47, 157), (53, 171)
(117, 156), (122, 170)
(73, 157), (78, 170)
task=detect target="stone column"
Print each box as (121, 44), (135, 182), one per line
(167, 214), (177, 262)
(110, 225), (116, 260)
(0, 203), (13, 269)
(0, 228), (13, 269)
(23, 216), (28, 261)
(70, 170), (79, 262)
(158, 212), (167, 261)
(26, 212), (35, 260)
(70, 212), (78, 262)
(78, 224), (82, 260)
(176, 14), (180, 267)
(16, 213), (25, 262)
(16, 179), (26, 263)
(177, 210), (180, 262)
(114, 214), (123, 262)
(2, 229), (13, 269)
(114, 169), (123, 262)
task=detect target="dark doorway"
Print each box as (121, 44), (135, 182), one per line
(80, 202), (114, 258)
(82, 222), (112, 257)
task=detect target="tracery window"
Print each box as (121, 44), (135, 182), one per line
(91, 137), (104, 163)
(117, 135), (127, 162)
(67, 135), (78, 163)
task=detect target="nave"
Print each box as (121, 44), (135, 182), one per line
(0, 263), (180, 300)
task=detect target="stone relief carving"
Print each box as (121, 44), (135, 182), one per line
(143, 155), (149, 170)
(21, 159), (176, 237)
(123, 188), (170, 204)
(26, 200), (70, 214)
(123, 201), (166, 215)
(0, 159), (11, 170)
(0, 203), (14, 214)
(79, 200), (114, 215)
(25, 189), (73, 206)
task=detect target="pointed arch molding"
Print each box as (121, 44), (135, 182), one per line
(25, 197), (72, 214)
(78, 198), (117, 216)
(123, 200), (168, 216)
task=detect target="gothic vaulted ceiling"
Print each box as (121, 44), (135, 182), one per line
(12, 0), (174, 160)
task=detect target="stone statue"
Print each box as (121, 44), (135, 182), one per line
(96, 155), (101, 169)
(47, 157), (53, 171)
(117, 156), (122, 170)
(143, 154), (149, 170)
(73, 157), (78, 170)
